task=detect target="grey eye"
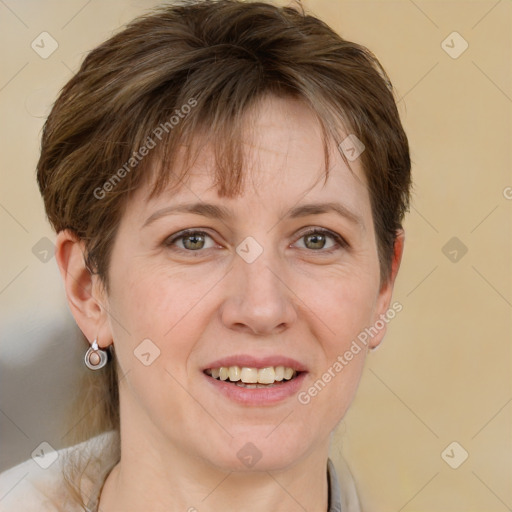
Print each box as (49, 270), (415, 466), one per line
(167, 231), (216, 251)
(295, 229), (342, 251)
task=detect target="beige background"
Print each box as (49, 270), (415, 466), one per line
(0, 0), (510, 510)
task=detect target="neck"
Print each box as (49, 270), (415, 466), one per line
(98, 421), (330, 512)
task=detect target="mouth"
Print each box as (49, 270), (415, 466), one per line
(204, 366), (302, 388)
(202, 355), (308, 405)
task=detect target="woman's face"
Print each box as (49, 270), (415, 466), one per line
(100, 95), (400, 471)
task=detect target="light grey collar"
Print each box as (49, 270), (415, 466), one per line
(327, 458), (343, 512)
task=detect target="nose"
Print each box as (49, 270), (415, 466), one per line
(219, 248), (298, 336)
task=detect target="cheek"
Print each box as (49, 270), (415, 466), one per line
(298, 267), (377, 413)
(306, 264), (379, 344)
(106, 265), (207, 421)
(107, 261), (216, 366)
(110, 261), (179, 329)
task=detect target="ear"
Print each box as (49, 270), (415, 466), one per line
(368, 229), (405, 350)
(55, 229), (113, 349)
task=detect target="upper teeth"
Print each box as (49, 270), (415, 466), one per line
(206, 366), (297, 384)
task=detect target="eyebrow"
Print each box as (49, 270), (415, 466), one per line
(143, 201), (364, 230)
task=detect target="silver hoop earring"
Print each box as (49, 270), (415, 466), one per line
(84, 339), (109, 370)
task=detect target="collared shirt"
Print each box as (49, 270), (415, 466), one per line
(0, 431), (361, 511)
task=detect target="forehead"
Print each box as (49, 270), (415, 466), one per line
(133, 95), (371, 223)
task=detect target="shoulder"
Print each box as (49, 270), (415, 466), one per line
(0, 431), (118, 512)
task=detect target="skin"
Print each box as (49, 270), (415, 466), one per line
(56, 95), (404, 512)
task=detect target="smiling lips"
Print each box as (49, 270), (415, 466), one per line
(203, 357), (307, 404)
(205, 365), (298, 387)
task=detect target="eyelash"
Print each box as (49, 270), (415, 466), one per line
(164, 227), (348, 255)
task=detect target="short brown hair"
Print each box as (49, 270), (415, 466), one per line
(38, 0), (411, 293)
(36, 3), (411, 498)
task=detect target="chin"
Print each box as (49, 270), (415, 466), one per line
(200, 426), (318, 473)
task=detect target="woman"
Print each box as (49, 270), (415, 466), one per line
(0, 0), (411, 510)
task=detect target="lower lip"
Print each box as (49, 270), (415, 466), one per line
(203, 372), (307, 406)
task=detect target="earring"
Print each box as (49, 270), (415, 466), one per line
(84, 339), (109, 370)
